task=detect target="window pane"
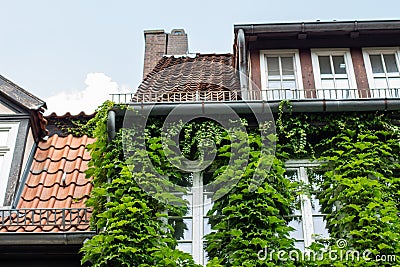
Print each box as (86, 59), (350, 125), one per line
(170, 218), (192, 240)
(370, 55), (384, 73)
(294, 241), (305, 251)
(203, 217), (213, 235)
(204, 249), (209, 265)
(268, 80), (282, 89)
(177, 242), (192, 254)
(285, 170), (298, 182)
(313, 216), (329, 239)
(311, 195), (322, 214)
(335, 78), (350, 90)
(289, 219), (304, 240)
(0, 130), (9, 146)
(332, 56), (346, 75)
(319, 56), (332, 74)
(281, 56), (294, 75)
(203, 194), (213, 215)
(281, 80), (296, 90)
(266, 57), (280, 76)
(373, 77), (388, 89)
(321, 79), (335, 91)
(383, 54), (399, 73)
(183, 194), (192, 216)
(388, 77), (400, 89)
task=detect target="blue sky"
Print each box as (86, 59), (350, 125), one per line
(0, 0), (399, 114)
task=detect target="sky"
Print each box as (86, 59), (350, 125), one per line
(0, 0), (399, 114)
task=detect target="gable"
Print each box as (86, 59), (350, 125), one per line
(0, 75), (46, 111)
(0, 101), (17, 114)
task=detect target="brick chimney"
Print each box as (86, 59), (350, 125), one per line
(143, 29), (188, 78)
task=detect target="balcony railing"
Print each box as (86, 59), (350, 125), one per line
(0, 208), (92, 232)
(111, 88), (400, 104)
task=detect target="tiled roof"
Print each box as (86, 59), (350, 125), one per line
(0, 134), (95, 232)
(47, 111), (96, 118)
(134, 53), (241, 102)
(45, 112), (96, 137)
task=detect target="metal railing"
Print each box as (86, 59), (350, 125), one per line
(0, 208), (91, 232)
(110, 88), (400, 103)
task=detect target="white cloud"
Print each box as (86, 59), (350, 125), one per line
(45, 72), (130, 115)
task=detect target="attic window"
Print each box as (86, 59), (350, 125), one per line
(0, 122), (19, 207)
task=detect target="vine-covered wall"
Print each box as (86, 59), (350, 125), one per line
(80, 101), (400, 266)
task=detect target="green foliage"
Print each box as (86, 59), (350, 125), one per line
(276, 102), (400, 266)
(81, 103), (200, 266)
(81, 100), (400, 266)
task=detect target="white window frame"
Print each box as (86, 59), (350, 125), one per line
(173, 172), (213, 265)
(259, 49), (304, 100)
(285, 160), (329, 250)
(362, 47), (400, 97)
(0, 122), (19, 207)
(311, 49), (358, 99)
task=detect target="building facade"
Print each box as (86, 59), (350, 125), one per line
(1, 19), (399, 266)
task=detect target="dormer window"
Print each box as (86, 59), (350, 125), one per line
(363, 48), (400, 98)
(0, 122), (19, 207)
(259, 50), (303, 100)
(311, 49), (357, 99)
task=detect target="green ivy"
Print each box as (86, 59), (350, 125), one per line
(81, 101), (400, 266)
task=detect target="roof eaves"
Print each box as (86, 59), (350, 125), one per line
(0, 232), (95, 245)
(234, 19), (400, 34)
(0, 74), (46, 111)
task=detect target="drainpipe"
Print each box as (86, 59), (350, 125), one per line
(237, 29), (248, 100)
(107, 110), (116, 142)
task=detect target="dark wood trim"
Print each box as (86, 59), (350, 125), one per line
(4, 119), (29, 206)
(249, 50), (262, 94)
(0, 99), (20, 113)
(248, 35), (400, 50)
(351, 47), (370, 97)
(0, 114), (30, 119)
(299, 49), (317, 98)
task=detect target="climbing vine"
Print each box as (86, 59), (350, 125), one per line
(80, 101), (400, 266)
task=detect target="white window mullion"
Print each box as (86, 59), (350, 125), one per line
(192, 171), (204, 265)
(381, 54), (391, 91)
(278, 56), (284, 98)
(329, 55), (339, 97)
(299, 167), (314, 248)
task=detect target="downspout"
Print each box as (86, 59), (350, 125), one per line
(237, 29), (248, 100)
(107, 110), (116, 142)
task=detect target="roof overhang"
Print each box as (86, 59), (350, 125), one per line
(234, 19), (400, 36)
(0, 231), (95, 245)
(233, 19), (400, 52)
(116, 99), (400, 117)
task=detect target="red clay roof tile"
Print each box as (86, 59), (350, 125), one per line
(133, 53), (241, 102)
(1, 134), (95, 232)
